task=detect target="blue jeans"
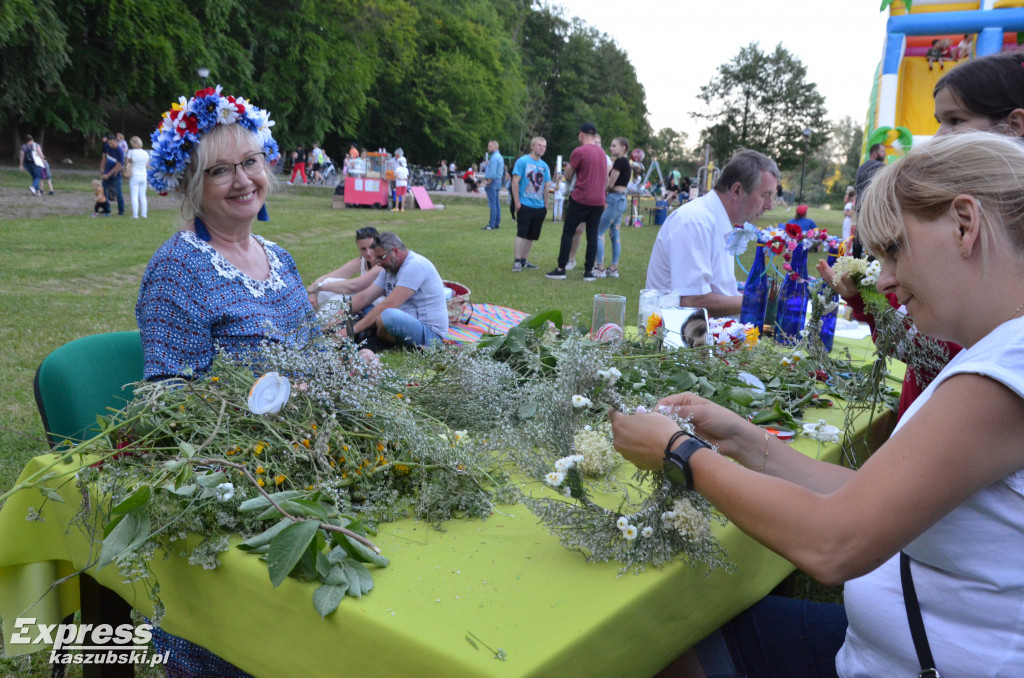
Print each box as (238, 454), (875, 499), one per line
(595, 192), (627, 267)
(25, 163), (41, 193)
(380, 308), (444, 347)
(485, 180), (501, 228)
(103, 174), (125, 215)
(696, 596), (847, 678)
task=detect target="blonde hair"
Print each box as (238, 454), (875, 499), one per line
(130, 136), (143, 149)
(858, 132), (1024, 260)
(92, 179), (102, 189)
(178, 124), (276, 223)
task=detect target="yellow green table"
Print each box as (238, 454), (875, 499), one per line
(0, 337), (892, 677)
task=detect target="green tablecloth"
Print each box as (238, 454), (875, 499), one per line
(0, 337), (889, 677)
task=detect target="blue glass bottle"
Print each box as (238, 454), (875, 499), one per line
(818, 245), (840, 352)
(740, 243), (768, 328)
(774, 243), (809, 345)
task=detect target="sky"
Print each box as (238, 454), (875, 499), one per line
(551, 0), (892, 142)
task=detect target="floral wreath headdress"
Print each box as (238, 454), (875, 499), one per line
(147, 85), (280, 196)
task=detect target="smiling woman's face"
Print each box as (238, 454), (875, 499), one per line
(199, 132), (268, 230)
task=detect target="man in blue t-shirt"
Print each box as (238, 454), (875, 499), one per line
(100, 134), (125, 215)
(510, 137), (552, 272)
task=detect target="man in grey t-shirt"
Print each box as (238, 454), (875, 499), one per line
(345, 232), (448, 347)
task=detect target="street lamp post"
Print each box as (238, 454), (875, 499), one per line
(798, 127), (812, 204)
(197, 67), (210, 89)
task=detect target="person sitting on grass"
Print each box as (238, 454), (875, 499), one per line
(91, 179), (110, 216)
(339, 232), (448, 349)
(307, 226), (384, 308)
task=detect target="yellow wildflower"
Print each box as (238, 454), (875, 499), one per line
(395, 464), (410, 474)
(342, 445), (349, 452)
(275, 474), (286, 486)
(311, 424), (317, 431)
(256, 466), (265, 474)
(395, 393), (404, 399)
(376, 441), (385, 452)
(254, 442), (265, 456)
(257, 478), (265, 487)
(302, 439), (310, 449)
(645, 313), (663, 335)
(209, 376), (219, 382)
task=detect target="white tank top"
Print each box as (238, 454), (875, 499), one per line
(837, 316), (1024, 677)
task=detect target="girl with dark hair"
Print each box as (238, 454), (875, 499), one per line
(932, 50), (1024, 137)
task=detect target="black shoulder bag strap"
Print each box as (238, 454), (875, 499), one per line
(900, 551), (942, 678)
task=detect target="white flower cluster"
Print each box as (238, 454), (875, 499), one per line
(214, 482), (235, 502)
(572, 427), (621, 476)
(830, 255), (868, 280)
(615, 515), (653, 541)
(545, 454), (585, 489)
(832, 256), (880, 288)
(596, 367), (622, 385)
(661, 498), (712, 540)
(860, 260), (882, 288)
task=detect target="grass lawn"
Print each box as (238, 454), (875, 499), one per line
(0, 169), (844, 674)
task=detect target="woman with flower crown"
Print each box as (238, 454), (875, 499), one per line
(134, 85), (302, 676)
(136, 86), (314, 385)
(611, 132), (1024, 677)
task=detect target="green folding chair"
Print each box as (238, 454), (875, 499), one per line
(33, 331), (143, 678)
(33, 331), (144, 447)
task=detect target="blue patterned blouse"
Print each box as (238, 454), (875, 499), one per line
(136, 230), (314, 380)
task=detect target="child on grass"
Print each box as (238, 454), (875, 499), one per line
(92, 179), (110, 216)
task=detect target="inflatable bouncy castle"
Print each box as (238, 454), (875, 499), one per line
(864, 0), (1024, 155)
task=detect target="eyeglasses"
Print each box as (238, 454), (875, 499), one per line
(203, 153), (266, 185)
(374, 248), (392, 264)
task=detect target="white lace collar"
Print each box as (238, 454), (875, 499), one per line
(180, 229), (289, 298)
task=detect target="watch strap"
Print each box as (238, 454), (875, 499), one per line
(664, 436), (711, 491)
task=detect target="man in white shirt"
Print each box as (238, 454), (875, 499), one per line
(646, 149), (778, 317)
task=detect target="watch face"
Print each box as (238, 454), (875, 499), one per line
(664, 456), (688, 486)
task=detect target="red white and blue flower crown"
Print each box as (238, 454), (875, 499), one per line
(148, 85), (280, 194)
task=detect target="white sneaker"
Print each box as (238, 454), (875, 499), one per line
(565, 260), (576, 270)
(607, 267), (620, 278)
(286, 181), (294, 186)
(592, 268), (606, 278)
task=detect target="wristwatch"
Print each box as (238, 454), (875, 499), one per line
(663, 435), (712, 492)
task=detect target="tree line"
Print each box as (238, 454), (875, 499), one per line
(5, 1), (853, 198)
(3, 0), (653, 168)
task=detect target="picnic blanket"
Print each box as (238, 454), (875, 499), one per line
(444, 303), (529, 344)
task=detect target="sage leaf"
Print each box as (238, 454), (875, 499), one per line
(266, 520), (320, 587)
(111, 485), (151, 514)
(312, 584), (347, 618)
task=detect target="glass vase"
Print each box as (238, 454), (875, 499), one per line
(774, 243), (809, 345)
(818, 245), (840, 352)
(740, 244), (768, 328)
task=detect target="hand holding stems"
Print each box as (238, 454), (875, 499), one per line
(816, 259), (859, 300)
(609, 393), (767, 472)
